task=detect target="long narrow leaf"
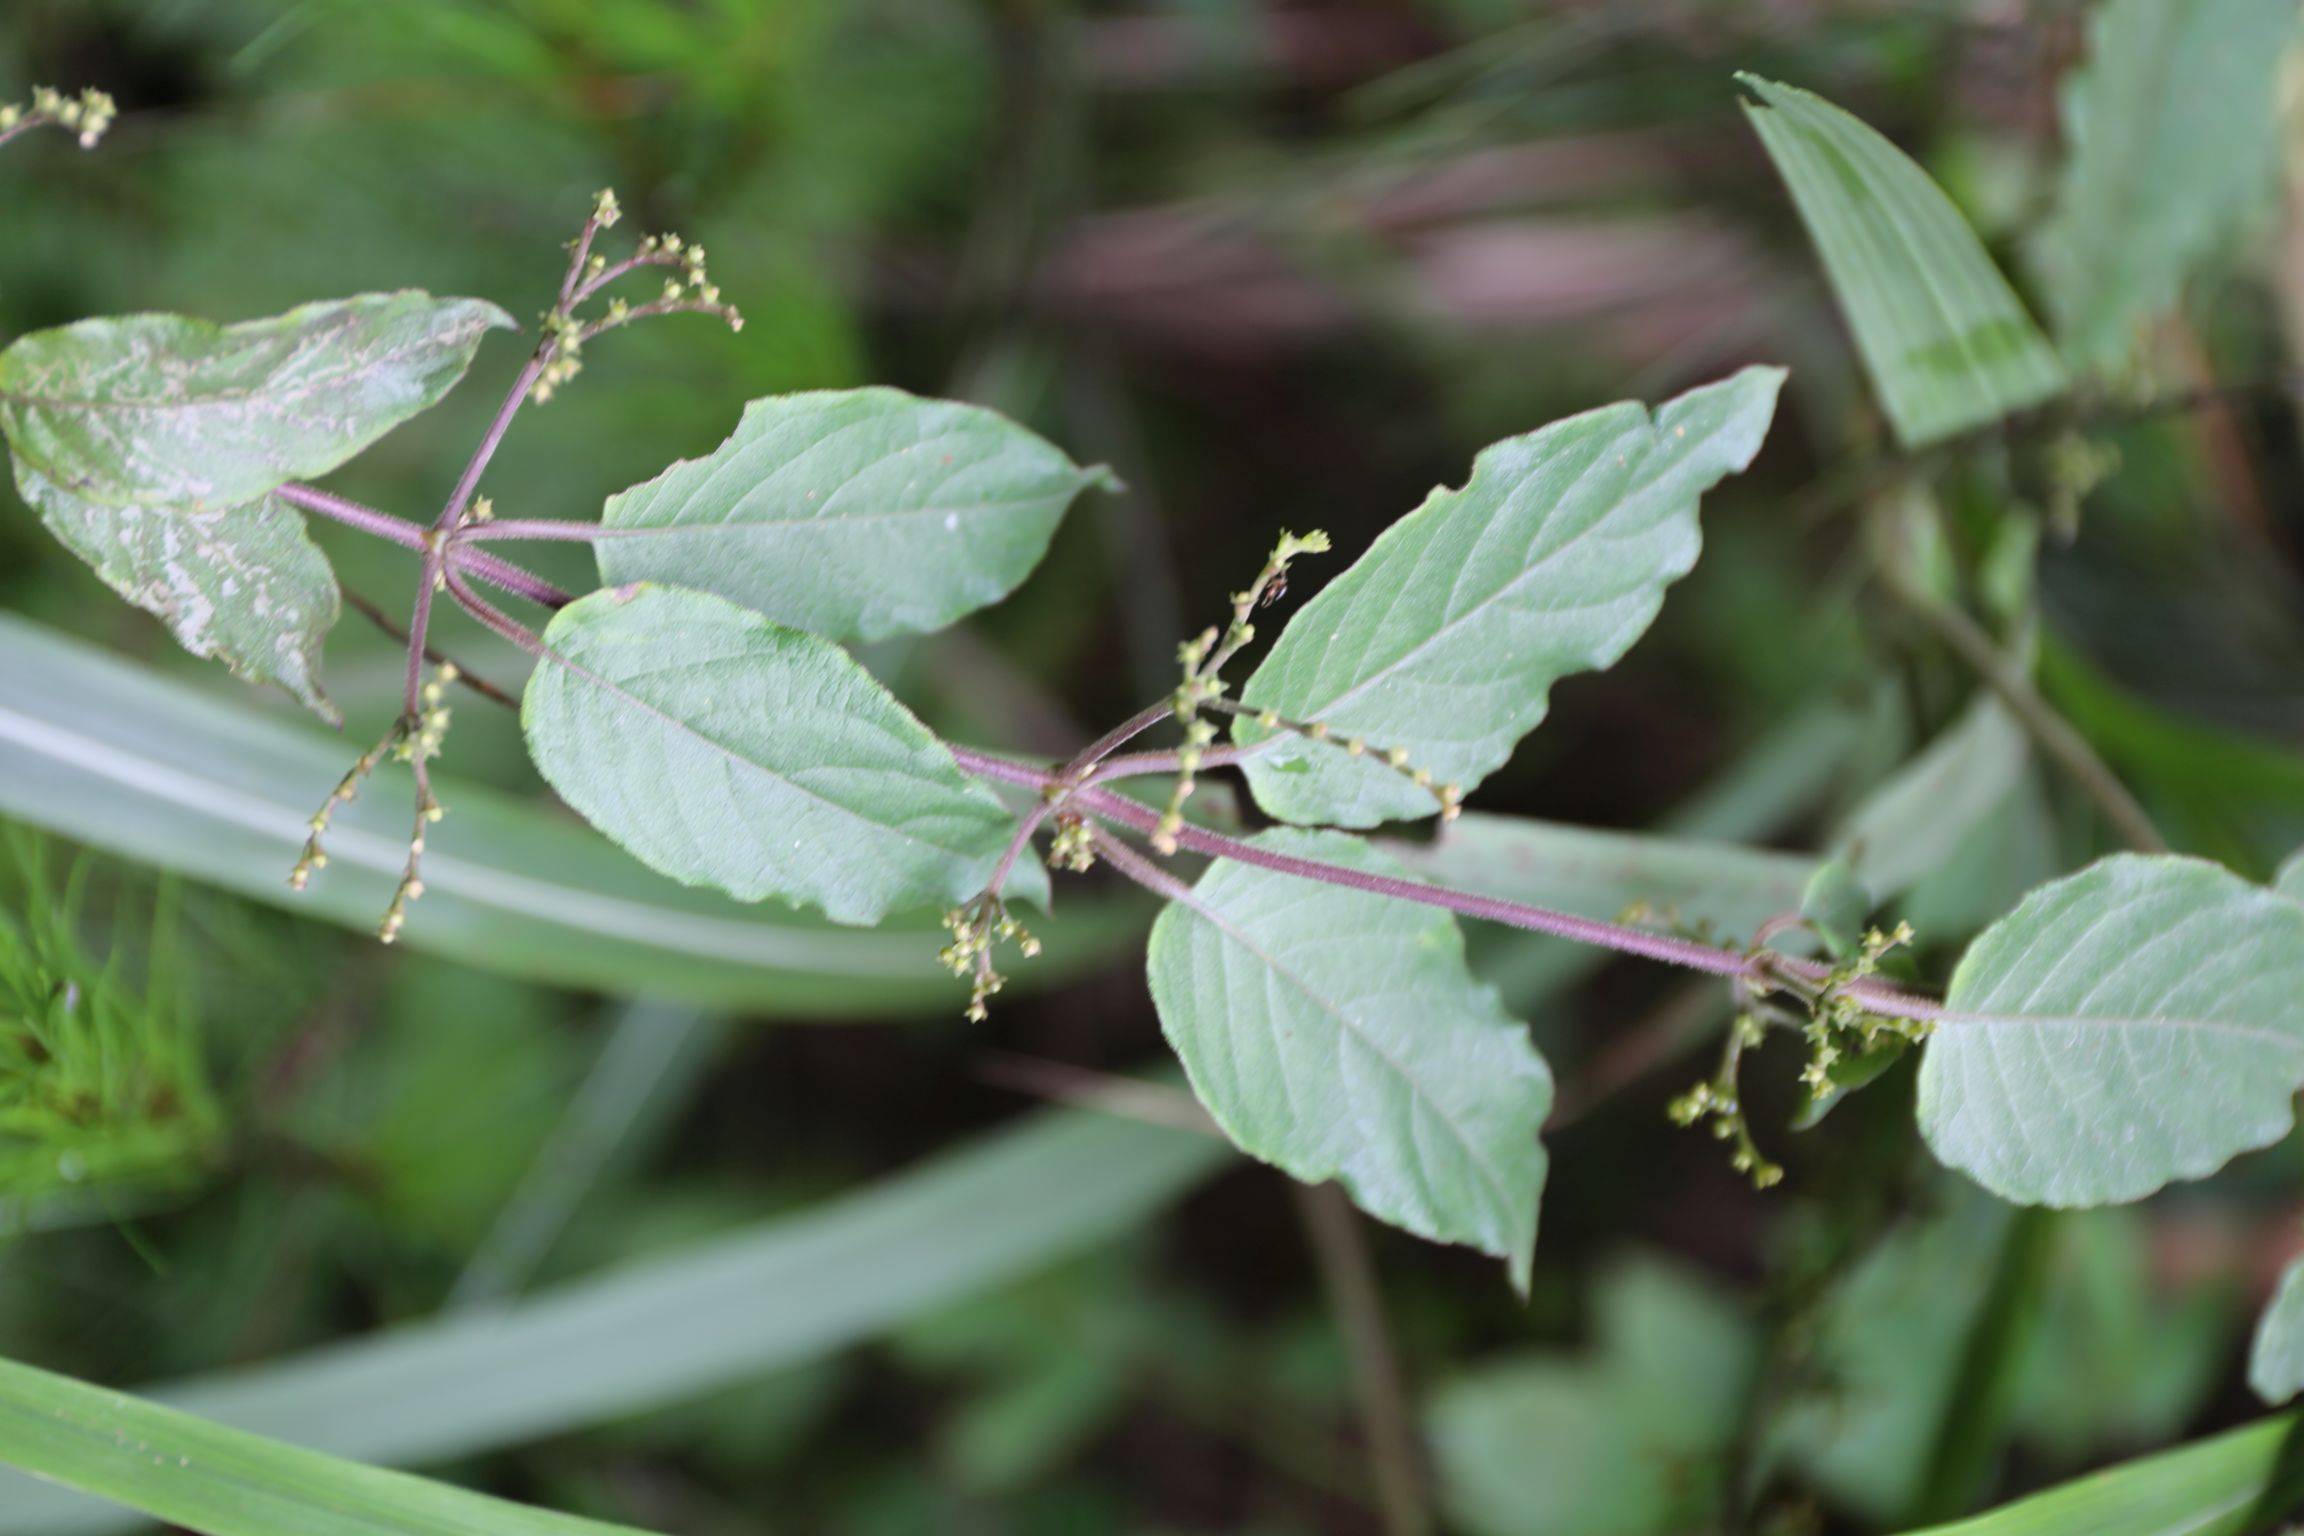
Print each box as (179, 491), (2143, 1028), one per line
(0, 1104), (1230, 1533)
(0, 614), (1134, 1014)
(0, 1357), (656, 1536)
(1896, 1414), (2303, 1536)
(1740, 74), (2066, 447)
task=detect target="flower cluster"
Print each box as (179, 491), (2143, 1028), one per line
(1225, 703), (1463, 822)
(287, 664), (459, 943)
(1667, 1012), (1783, 1188)
(377, 665), (458, 944)
(940, 898), (1040, 1023)
(1796, 921), (1929, 1097)
(532, 189), (744, 404)
(1048, 813), (1096, 873)
(1151, 529), (1330, 853)
(1, 87), (117, 150)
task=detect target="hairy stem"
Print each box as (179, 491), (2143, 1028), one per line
(278, 485), (574, 608)
(458, 518), (630, 544)
(951, 744), (1942, 1021)
(444, 566), (548, 661)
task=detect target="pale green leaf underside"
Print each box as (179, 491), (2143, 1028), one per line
(1146, 828), (1550, 1288)
(598, 387), (1113, 643)
(2276, 844), (2304, 903)
(1236, 366), (1784, 829)
(12, 461), (340, 720)
(0, 291), (512, 507)
(2249, 1252), (2304, 1404)
(1917, 855), (2304, 1206)
(1740, 74), (2067, 448)
(0, 1356), (653, 1536)
(523, 584), (1029, 925)
(2036, 0), (2297, 371)
(1899, 1414), (2299, 1536)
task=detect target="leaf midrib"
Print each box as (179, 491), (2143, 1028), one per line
(1262, 407), (1704, 731)
(542, 622), (992, 867)
(1173, 882), (1522, 1238)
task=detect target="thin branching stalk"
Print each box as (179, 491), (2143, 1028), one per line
(953, 744), (1944, 1022)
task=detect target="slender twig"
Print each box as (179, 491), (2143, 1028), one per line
(958, 744), (1942, 1020)
(273, 484), (426, 551)
(443, 565), (548, 660)
(339, 586), (519, 709)
(1295, 1182), (1434, 1536)
(277, 485), (575, 608)
(458, 518), (629, 544)
(1055, 701), (1179, 784)
(1876, 566), (2167, 854)
(447, 545), (576, 610)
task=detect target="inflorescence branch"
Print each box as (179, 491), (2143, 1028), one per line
(288, 189), (739, 941)
(0, 86), (117, 153)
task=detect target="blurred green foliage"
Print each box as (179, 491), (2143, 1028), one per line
(6, 1), (2304, 1532)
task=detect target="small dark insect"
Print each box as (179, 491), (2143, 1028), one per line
(1258, 572), (1288, 607)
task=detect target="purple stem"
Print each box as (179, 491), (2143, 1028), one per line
(435, 350), (551, 534)
(277, 484), (428, 552)
(449, 546), (576, 610)
(443, 565), (548, 660)
(459, 518), (631, 544)
(279, 484), (575, 608)
(945, 743), (1943, 1023)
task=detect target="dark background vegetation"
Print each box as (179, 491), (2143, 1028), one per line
(6, 2), (2304, 1532)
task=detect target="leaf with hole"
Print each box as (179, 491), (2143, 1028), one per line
(1917, 855), (2304, 1206)
(522, 584), (1034, 925)
(595, 387), (1115, 642)
(1234, 366), (1783, 829)
(1740, 74), (2066, 447)
(1145, 828), (1550, 1288)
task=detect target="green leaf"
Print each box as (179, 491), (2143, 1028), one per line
(1739, 74), (2067, 448)
(11, 466), (340, 719)
(0, 1355), (656, 1536)
(1144, 828), (1550, 1288)
(1897, 1414), (2304, 1536)
(2035, 0), (2298, 371)
(595, 387), (1113, 643)
(0, 1103), (1227, 1534)
(0, 292), (512, 507)
(1428, 1257), (1753, 1536)
(0, 613), (1125, 1014)
(1827, 698), (2031, 903)
(2251, 1252), (2304, 1404)
(1235, 366), (1784, 829)
(2279, 845), (2304, 902)
(1917, 855), (2304, 1206)
(523, 584), (1031, 925)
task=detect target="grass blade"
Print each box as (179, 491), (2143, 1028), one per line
(0, 614), (1135, 1014)
(1897, 1414), (2304, 1536)
(0, 1356), (656, 1536)
(0, 1103), (1228, 1534)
